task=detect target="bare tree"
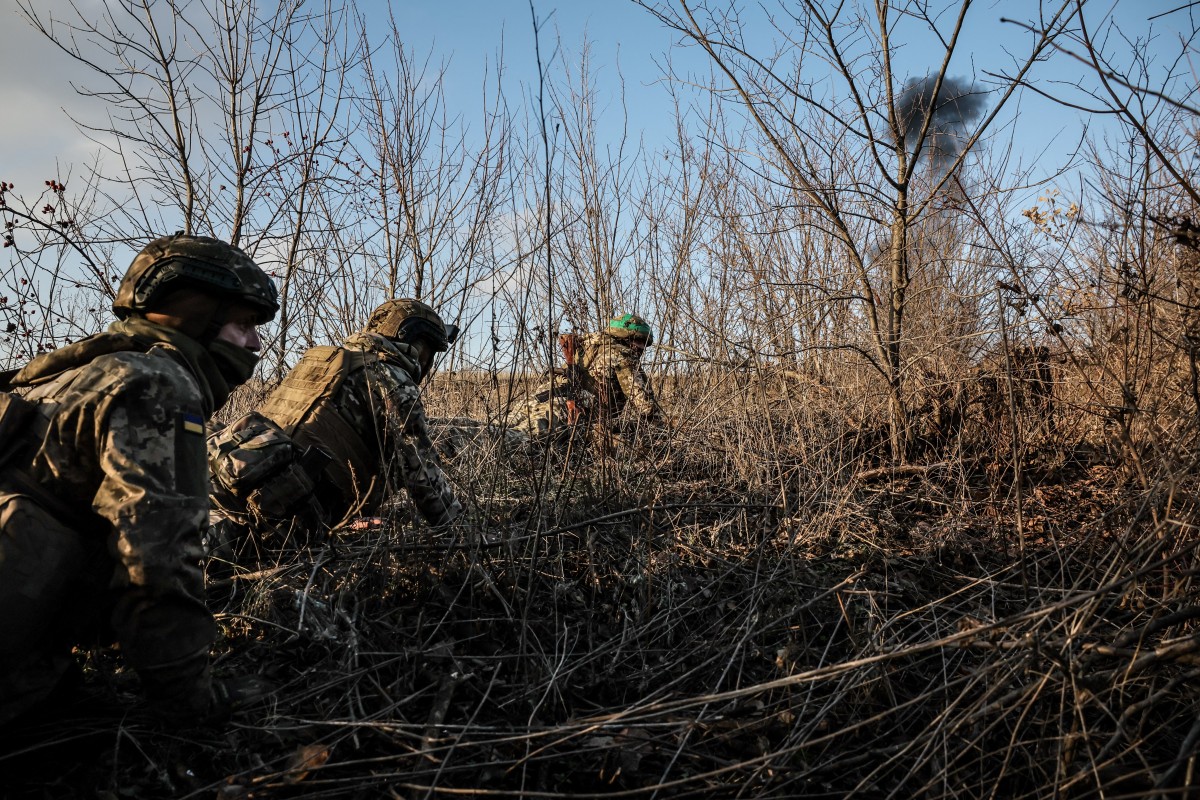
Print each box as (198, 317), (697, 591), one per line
(996, 3), (1200, 460)
(17, 0), (213, 237)
(356, 12), (509, 319)
(14, 0), (369, 375)
(547, 38), (648, 330)
(0, 171), (115, 363)
(637, 0), (1078, 459)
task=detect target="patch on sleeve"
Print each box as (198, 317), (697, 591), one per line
(180, 412), (205, 435)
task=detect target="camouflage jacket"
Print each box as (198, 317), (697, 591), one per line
(258, 331), (462, 527)
(0, 319), (222, 721)
(568, 332), (661, 420)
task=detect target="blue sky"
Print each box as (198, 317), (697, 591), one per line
(0, 1), (684, 198)
(1, 0), (1193, 365)
(382, 1), (1192, 187)
(0, 1), (1192, 224)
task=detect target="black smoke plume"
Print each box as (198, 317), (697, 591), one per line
(895, 75), (987, 173)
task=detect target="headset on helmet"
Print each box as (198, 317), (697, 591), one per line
(605, 313), (653, 346)
(113, 233), (279, 323)
(364, 298), (459, 352)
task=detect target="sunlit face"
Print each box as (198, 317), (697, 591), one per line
(215, 304), (264, 352)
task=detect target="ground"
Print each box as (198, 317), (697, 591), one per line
(2, 402), (1199, 799)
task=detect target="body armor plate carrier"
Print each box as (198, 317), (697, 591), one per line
(258, 346), (382, 519)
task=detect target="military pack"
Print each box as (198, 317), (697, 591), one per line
(208, 411), (330, 525)
(0, 391), (36, 470)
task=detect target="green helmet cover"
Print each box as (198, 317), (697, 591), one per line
(606, 313), (653, 346)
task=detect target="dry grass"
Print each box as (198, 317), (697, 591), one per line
(3, 362), (1200, 799)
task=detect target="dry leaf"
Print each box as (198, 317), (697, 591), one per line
(281, 744), (331, 785)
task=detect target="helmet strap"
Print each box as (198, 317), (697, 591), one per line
(199, 303), (229, 347)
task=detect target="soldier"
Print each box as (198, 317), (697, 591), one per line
(510, 312), (663, 439)
(208, 298), (463, 538)
(0, 233), (278, 725)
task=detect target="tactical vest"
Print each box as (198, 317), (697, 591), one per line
(258, 346), (382, 519)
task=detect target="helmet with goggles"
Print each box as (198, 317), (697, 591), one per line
(364, 298), (459, 352)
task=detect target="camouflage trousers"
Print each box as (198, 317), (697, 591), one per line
(502, 373), (598, 446)
(427, 417), (537, 461)
(0, 490), (107, 725)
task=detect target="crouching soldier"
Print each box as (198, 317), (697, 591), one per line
(509, 313), (663, 441)
(208, 298), (463, 543)
(0, 233), (278, 725)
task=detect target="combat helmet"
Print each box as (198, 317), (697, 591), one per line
(364, 298), (459, 352)
(113, 233), (279, 323)
(605, 313), (653, 347)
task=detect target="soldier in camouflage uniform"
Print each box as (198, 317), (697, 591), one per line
(210, 298), (463, 536)
(0, 233), (278, 725)
(509, 313), (662, 440)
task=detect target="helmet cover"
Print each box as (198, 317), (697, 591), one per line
(113, 233), (279, 323)
(364, 298), (457, 352)
(605, 313), (653, 346)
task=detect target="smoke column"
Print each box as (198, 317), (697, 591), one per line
(895, 76), (987, 174)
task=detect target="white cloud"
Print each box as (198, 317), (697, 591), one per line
(0, 3), (108, 197)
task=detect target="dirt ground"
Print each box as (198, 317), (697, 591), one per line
(3, 374), (1200, 798)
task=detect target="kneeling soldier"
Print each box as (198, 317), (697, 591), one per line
(0, 233), (278, 725)
(509, 312), (663, 440)
(208, 298), (463, 540)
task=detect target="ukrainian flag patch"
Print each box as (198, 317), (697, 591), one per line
(181, 412), (205, 435)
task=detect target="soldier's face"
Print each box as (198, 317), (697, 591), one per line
(216, 304), (264, 352)
(413, 339), (437, 379)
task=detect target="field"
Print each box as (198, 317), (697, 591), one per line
(3, 1), (1199, 796)
(3, 360), (1199, 799)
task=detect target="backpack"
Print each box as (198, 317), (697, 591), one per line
(0, 391), (37, 471)
(207, 411), (330, 526)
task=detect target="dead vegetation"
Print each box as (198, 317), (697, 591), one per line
(4, 361), (1199, 799)
(4, 1), (1200, 797)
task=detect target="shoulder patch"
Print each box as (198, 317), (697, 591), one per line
(180, 412), (205, 435)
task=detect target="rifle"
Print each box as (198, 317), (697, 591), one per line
(557, 333), (582, 425)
